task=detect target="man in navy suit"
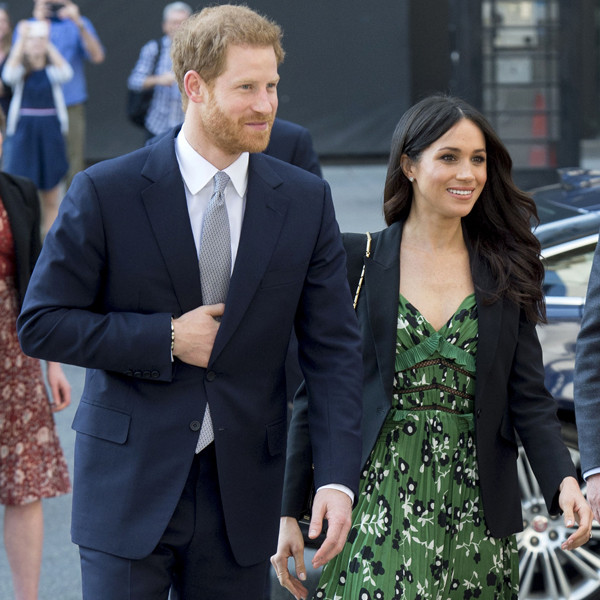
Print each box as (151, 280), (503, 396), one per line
(17, 5), (362, 599)
(575, 240), (600, 522)
(265, 118), (322, 178)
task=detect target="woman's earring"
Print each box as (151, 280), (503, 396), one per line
(408, 176), (414, 182)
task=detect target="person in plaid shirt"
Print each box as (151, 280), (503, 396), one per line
(128, 2), (191, 138)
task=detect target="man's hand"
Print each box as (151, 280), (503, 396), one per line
(586, 474), (600, 524)
(172, 303), (224, 368)
(46, 361), (71, 411)
(270, 517), (309, 600)
(559, 476), (594, 550)
(309, 488), (352, 569)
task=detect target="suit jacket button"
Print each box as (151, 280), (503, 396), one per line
(151, 370), (160, 378)
(190, 420), (201, 432)
(476, 409), (481, 417)
(206, 371), (216, 382)
(133, 370), (142, 378)
(142, 370), (151, 378)
(125, 370), (133, 377)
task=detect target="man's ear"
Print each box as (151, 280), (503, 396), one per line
(183, 70), (206, 105)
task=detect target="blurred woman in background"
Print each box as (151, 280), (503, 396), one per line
(1, 19), (72, 236)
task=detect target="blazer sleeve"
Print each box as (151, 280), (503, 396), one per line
(17, 171), (174, 381)
(508, 309), (576, 513)
(575, 238), (600, 474)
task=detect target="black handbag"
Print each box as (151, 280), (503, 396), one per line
(127, 39), (161, 128)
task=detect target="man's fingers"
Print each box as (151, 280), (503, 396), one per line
(312, 508), (350, 567)
(308, 512), (323, 540)
(204, 302), (225, 317)
(312, 518), (348, 568)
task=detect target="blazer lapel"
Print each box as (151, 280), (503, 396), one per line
(210, 154), (288, 361)
(364, 222), (402, 400)
(471, 250), (504, 399)
(141, 133), (202, 315)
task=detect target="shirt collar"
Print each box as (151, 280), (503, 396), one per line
(175, 129), (249, 197)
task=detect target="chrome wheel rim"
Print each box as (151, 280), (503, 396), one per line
(517, 445), (600, 599)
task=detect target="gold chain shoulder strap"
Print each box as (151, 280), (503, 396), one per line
(353, 231), (372, 309)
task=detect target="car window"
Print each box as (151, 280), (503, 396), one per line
(542, 241), (597, 297)
(534, 194), (582, 224)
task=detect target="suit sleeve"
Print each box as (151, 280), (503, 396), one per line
(292, 182), (363, 499)
(575, 238), (600, 474)
(291, 129), (322, 178)
(284, 227), (365, 513)
(508, 310), (576, 513)
(17, 171), (174, 381)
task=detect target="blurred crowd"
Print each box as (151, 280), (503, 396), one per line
(0, 0), (104, 237)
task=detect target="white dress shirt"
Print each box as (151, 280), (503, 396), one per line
(175, 129), (248, 264)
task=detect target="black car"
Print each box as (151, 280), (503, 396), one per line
(518, 212), (600, 600)
(531, 167), (600, 224)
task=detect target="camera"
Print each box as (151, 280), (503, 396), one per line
(47, 2), (65, 18)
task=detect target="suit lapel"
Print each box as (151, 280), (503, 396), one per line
(364, 222), (402, 400)
(210, 154), (287, 361)
(141, 133), (202, 315)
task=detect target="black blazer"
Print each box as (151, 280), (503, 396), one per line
(0, 172), (41, 308)
(283, 220), (576, 538)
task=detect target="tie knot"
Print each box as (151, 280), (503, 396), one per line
(213, 171), (230, 196)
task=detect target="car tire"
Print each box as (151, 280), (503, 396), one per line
(517, 422), (600, 600)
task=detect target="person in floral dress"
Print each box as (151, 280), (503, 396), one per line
(0, 107), (71, 600)
(272, 95), (593, 600)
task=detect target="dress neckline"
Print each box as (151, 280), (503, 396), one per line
(399, 292), (476, 334)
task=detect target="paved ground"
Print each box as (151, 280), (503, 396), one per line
(0, 163), (387, 600)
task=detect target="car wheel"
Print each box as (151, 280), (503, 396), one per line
(517, 423), (600, 600)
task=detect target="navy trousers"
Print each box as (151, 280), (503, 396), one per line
(79, 444), (270, 600)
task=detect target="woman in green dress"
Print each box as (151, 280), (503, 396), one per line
(272, 95), (593, 600)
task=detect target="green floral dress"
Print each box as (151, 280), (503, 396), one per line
(313, 294), (518, 600)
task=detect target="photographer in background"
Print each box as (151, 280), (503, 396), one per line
(21, 0), (105, 190)
(128, 2), (191, 139)
(2, 19), (73, 236)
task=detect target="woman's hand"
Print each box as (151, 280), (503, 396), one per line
(46, 361), (71, 412)
(270, 517), (309, 600)
(559, 475), (594, 550)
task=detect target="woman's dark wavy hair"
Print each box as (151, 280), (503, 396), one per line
(383, 94), (545, 323)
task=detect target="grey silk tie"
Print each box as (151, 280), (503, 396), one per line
(196, 171), (231, 453)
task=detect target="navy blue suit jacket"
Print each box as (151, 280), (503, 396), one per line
(575, 238), (600, 474)
(263, 118), (322, 178)
(17, 129), (362, 565)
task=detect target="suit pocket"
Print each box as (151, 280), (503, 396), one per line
(266, 418), (287, 456)
(72, 400), (131, 445)
(260, 266), (306, 289)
